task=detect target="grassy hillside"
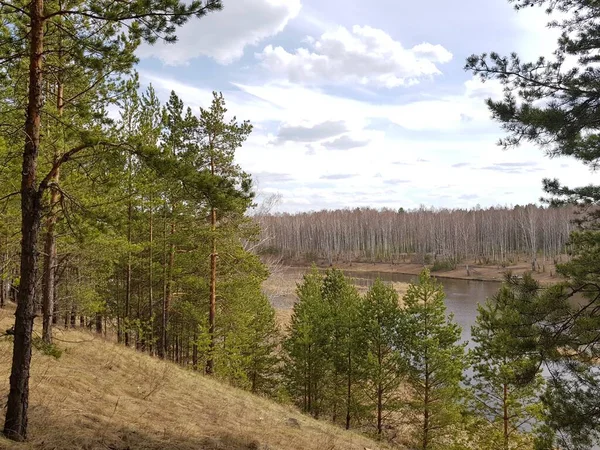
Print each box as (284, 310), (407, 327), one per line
(0, 306), (387, 450)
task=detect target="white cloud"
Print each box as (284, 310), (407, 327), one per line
(231, 78), (495, 131)
(275, 120), (347, 143)
(256, 25), (452, 87)
(138, 70), (597, 213)
(141, 70), (499, 136)
(137, 0), (301, 65)
(323, 135), (370, 150)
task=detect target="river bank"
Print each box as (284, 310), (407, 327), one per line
(284, 260), (565, 285)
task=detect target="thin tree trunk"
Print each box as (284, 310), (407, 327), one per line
(0, 249), (5, 309)
(159, 207), (167, 358)
(503, 382), (509, 450)
(0, 233), (6, 309)
(161, 208), (175, 359)
(377, 343), (383, 436)
(3, 0), (44, 441)
(51, 286), (58, 325)
(41, 173), (59, 343)
(307, 345), (313, 415)
(125, 166), (132, 346)
(206, 216), (217, 374)
(148, 195), (154, 355)
(423, 360), (429, 450)
(166, 220), (174, 349)
(116, 275), (122, 343)
(95, 312), (102, 334)
(206, 145), (217, 375)
(41, 67), (63, 344)
(192, 331), (198, 371)
(345, 349), (352, 430)
(137, 281), (142, 350)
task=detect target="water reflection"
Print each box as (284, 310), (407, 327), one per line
(342, 270), (502, 346)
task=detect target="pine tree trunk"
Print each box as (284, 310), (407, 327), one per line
(192, 331), (198, 371)
(503, 383), (509, 450)
(41, 74), (63, 344)
(51, 286), (58, 325)
(95, 312), (102, 334)
(377, 383), (383, 436)
(167, 221), (174, 349)
(345, 349), (351, 430)
(0, 254), (5, 309)
(161, 212), (175, 359)
(41, 176), (59, 343)
(423, 359), (429, 450)
(206, 215), (217, 374)
(3, 0), (44, 441)
(206, 144), (217, 375)
(125, 177), (132, 347)
(0, 234), (6, 309)
(159, 208), (167, 358)
(148, 197), (154, 355)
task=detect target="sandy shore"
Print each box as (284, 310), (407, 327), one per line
(284, 260), (565, 285)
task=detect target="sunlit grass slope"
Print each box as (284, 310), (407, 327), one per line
(0, 306), (386, 450)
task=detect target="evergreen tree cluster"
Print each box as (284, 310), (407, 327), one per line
(0, 84), (280, 391)
(283, 268), (547, 449)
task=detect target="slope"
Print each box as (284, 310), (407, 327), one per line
(0, 306), (387, 450)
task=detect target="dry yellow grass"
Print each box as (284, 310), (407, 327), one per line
(0, 306), (388, 450)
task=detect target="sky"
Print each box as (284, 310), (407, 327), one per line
(135, 0), (597, 213)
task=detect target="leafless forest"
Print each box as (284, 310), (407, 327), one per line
(259, 205), (575, 266)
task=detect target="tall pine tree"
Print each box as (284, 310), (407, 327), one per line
(399, 269), (466, 450)
(362, 278), (405, 438)
(468, 274), (545, 450)
(466, 1), (600, 446)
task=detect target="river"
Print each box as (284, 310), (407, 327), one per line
(271, 267), (502, 346)
(342, 269), (501, 345)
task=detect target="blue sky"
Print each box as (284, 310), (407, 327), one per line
(135, 0), (596, 212)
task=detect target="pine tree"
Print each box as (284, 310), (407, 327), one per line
(400, 269), (466, 450)
(195, 92), (254, 375)
(468, 275), (545, 450)
(283, 266), (330, 417)
(320, 268), (366, 429)
(362, 278), (404, 437)
(466, 2), (600, 446)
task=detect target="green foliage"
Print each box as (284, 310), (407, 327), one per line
(283, 266), (329, 416)
(32, 338), (63, 360)
(362, 278), (404, 436)
(320, 269), (365, 427)
(283, 267), (368, 427)
(465, 2), (600, 446)
(399, 269), (466, 450)
(468, 275), (545, 449)
(431, 259), (456, 272)
(213, 273), (279, 395)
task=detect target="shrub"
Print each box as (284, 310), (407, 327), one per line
(431, 259), (456, 272)
(33, 337), (63, 359)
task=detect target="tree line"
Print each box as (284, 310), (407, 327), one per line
(259, 205), (575, 268)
